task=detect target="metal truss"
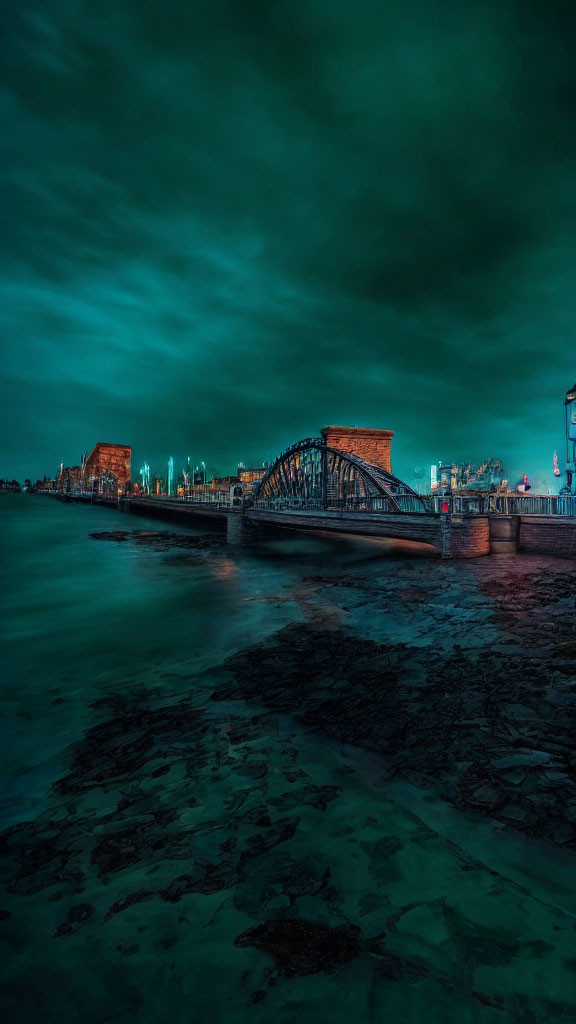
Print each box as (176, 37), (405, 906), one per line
(252, 438), (428, 512)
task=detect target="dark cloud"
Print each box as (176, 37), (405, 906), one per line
(1, 0), (575, 484)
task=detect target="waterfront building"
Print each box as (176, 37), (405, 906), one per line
(53, 443), (132, 496)
(237, 466), (267, 484)
(57, 465), (83, 493)
(82, 442), (132, 494)
(430, 458), (507, 493)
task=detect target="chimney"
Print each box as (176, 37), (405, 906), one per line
(321, 425), (394, 473)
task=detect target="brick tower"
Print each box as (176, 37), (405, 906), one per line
(321, 426), (394, 473)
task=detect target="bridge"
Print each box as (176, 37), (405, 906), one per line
(122, 433), (575, 559)
(43, 428), (576, 559)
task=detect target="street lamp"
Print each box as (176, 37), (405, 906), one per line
(562, 382), (576, 494)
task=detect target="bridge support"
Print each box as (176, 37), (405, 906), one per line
(440, 512), (452, 559)
(439, 513), (491, 558)
(227, 509), (267, 546)
(489, 515), (518, 555)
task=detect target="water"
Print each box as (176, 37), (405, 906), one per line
(1, 494), (575, 1023)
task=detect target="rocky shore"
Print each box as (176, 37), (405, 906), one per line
(1, 524), (575, 1023)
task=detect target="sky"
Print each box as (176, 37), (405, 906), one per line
(1, 0), (575, 488)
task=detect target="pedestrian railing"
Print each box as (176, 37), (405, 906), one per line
(249, 494), (428, 513)
(429, 494), (576, 517)
(249, 493), (576, 516)
(46, 489), (576, 517)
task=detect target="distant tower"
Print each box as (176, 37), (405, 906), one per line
(140, 462), (150, 494)
(167, 457), (174, 496)
(562, 382), (576, 494)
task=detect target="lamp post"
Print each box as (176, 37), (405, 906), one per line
(562, 382), (576, 494)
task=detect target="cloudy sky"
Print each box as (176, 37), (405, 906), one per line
(1, 0), (575, 486)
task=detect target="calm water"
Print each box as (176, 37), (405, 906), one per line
(1, 494), (575, 1023)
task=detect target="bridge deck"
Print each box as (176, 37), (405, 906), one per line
(247, 505), (443, 537)
(35, 492), (575, 558)
(126, 497), (228, 519)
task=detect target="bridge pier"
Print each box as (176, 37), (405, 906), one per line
(440, 512), (452, 559)
(489, 515), (518, 555)
(226, 509), (267, 545)
(440, 514), (491, 558)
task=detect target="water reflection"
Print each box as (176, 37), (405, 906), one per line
(1, 495), (575, 1024)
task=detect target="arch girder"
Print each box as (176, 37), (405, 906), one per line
(253, 439), (426, 512)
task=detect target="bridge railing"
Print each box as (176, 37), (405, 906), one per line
(249, 497), (324, 512)
(249, 494), (429, 513)
(49, 488), (119, 500)
(427, 493), (576, 516)
(131, 492), (234, 507)
(42, 489), (576, 516)
(490, 493), (576, 517)
(248, 493), (576, 516)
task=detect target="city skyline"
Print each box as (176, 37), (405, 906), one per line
(8, 386), (574, 495)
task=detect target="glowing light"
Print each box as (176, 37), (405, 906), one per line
(139, 461), (150, 493)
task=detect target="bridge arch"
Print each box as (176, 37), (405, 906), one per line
(252, 438), (428, 512)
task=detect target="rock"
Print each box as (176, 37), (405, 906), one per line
(241, 819), (299, 861)
(54, 903), (95, 937)
(234, 918), (363, 976)
(266, 895), (291, 910)
(358, 892), (385, 917)
(104, 891), (155, 921)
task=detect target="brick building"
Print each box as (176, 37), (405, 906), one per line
(321, 426), (394, 473)
(238, 466), (267, 484)
(82, 442), (132, 493)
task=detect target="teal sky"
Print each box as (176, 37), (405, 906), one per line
(1, 0), (575, 487)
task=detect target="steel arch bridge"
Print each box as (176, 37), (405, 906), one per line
(252, 437), (428, 513)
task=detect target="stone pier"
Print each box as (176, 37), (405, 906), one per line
(226, 509), (268, 546)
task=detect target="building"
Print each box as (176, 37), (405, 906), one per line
(236, 466), (267, 497)
(82, 442), (132, 494)
(430, 458), (507, 493)
(57, 465), (83, 493)
(54, 442), (132, 495)
(237, 466), (267, 485)
(321, 426), (393, 473)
